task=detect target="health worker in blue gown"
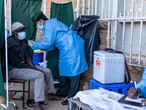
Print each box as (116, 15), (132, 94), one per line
(30, 12), (88, 105)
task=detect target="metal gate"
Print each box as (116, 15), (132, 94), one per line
(75, 0), (146, 67)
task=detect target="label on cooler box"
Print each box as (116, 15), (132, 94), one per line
(96, 60), (101, 67)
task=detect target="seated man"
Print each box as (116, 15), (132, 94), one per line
(1, 22), (60, 110)
(128, 67), (146, 99)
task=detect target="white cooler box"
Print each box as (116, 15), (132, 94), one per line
(93, 51), (125, 84)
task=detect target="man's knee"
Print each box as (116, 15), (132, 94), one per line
(35, 71), (44, 79)
(43, 68), (52, 74)
(43, 68), (52, 76)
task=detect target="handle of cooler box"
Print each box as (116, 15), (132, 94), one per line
(103, 48), (131, 83)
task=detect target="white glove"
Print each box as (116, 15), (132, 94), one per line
(28, 40), (36, 47)
(39, 61), (47, 68)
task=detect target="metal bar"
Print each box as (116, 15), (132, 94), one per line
(144, 59), (146, 66)
(12, 98), (24, 101)
(91, 0), (94, 15)
(128, 63), (144, 68)
(43, 0), (46, 14)
(23, 82), (25, 108)
(43, 0), (47, 67)
(108, 0), (111, 18)
(101, 0), (104, 18)
(0, 104), (7, 109)
(88, 0), (91, 15)
(110, 0), (118, 49)
(69, 100), (72, 110)
(107, 21), (111, 48)
(107, 0), (111, 48)
(112, 0), (118, 18)
(113, 21), (118, 49)
(95, 0), (98, 15)
(129, 0), (135, 64)
(77, 0), (80, 17)
(4, 0), (9, 108)
(9, 90), (29, 92)
(122, 22), (125, 51)
(138, 0), (144, 65)
(122, 0), (126, 52)
(141, 0), (144, 17)
(28, 81), (30, 99)
(123, 0), (126, 17)
(97, 17), (146, 21)
(8, 0), (12, 36)
(82, 0), (85, 15)
(131, 0), (134, 17)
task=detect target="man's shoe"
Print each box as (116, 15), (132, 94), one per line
(61, 99), (68, 105)
(26, 99), (35, 107)
(48, 93), (62, 100)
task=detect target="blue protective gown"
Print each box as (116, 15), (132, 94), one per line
(32, 18), (88, 76)
(137, 66), (146, 97)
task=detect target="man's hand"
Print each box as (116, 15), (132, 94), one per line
(0, 96), (4, 104)
(128, 87), (141, 99)
(28, 40), (35, 47)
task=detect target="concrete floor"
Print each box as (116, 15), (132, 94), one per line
(5, 82), (68, 110)
(42, 100), (67, 110)
(14, 100), (68, 110)
(0, 100), (68, 110)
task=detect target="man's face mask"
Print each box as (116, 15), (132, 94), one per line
(17, 32), (26, 40)
(37, 24), (44, 30)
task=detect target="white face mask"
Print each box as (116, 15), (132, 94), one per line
(37, 24), (44, 30)
(17, 32), (26, 40)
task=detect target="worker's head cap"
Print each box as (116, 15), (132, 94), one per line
(36, 11), (48, 21)
(11, 22), (26, 32)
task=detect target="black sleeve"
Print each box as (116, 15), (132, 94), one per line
(8, 47), (21, 67)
